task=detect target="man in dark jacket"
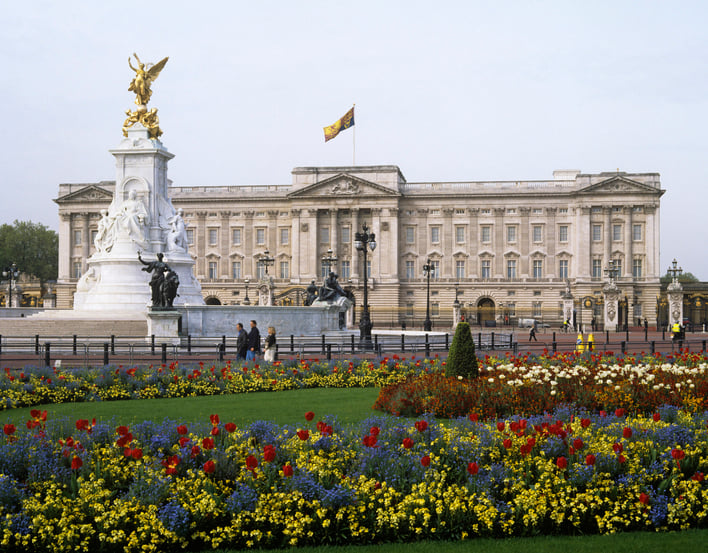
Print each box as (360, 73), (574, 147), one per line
(235, 322), (248, 361)
(246, 320), (261, 361)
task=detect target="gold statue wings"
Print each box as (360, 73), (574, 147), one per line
(128, 53), (169, 107)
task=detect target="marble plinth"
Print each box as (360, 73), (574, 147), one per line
(146, 309), (181, 345)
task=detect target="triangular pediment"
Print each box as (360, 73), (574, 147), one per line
(578, 175), (661, 195)
(55, 184), (114, 204)
(287, 174), (400, 199)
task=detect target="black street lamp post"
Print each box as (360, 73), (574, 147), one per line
(243, 278), (250, 305)
(355, 224), (376, 346)
(422, 258), (433, 331)
(258, 250), (275, 276)
(3, 263), (19, 308)
(321, 248), (338, 278)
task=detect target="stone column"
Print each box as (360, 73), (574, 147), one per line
(468, 208), (479, 279)
(81, 212), (90, 271)
(546, 207), (557, 279)
(443, 207), (454, 277)
(243, 210), (254, 277)
(351, 208), (360, 280)
(219, 211), (231, 279)
(494, 208), (505, 277)
(519, 207), (530, 277)
(604, 207), (612, 267)
(623, 207), (633, 278)
(291, 209), (301, 283)
(195, 211), (208, 278)
(603, 282), (621, 332)
(57, 213), (72, 282)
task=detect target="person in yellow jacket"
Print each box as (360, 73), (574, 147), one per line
(672, 322), (682, 341)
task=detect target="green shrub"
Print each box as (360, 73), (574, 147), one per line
(445, 322), (478, 379)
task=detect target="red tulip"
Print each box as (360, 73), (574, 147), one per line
(203, 460), (216, 474)
(585, 454), (596, 466)
(3, 424), (15, 436)
(653, 412), (661, 422)
(623, 427), (632, 439)
(179, 437), (190, 448)
(370, 426), (381, 437)
(71, 455), (82, 470)
(420, 455), (431, 467)
(556, 456), (568, 469)
(263, 445), (276, 462)
(639, 492), (650, 505)
(615, 408), (625, 417)
(297, 429), (309, 441)
(210, 426), (220, 436)
(131, 448), (143, 460)
(305, 411), (315, 421)
(202, 437), (215, 450)
(210, 414), (220, 426)
(116, 425), (130, 436)
(191, 445), (201, 458)
(402, 437), (414, 449)
(176, 425), (188, 435)
(469, 413), (479, 422)
(692, 472), (704, 482)
(618, 454), (626, 464)
(671, 448), (685, 460)
(224, 422), (237, 433)
(467, 461), (479, 475)
(572, 438), (584, 451)
(162, 455), (180, 475)
(496, 421), (505, 432)
(503, 439), (512, 449)
(246, 455), (258, 471)
(283, 464), (294, 477)
(415, 420), (428, 433)
(613, 442), (623, 454)
(580, 418), (591, 428)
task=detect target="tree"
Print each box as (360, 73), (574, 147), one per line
(445, 321), (479, 379)
(660, 271), (700, 285)
(0, 220), (58, 283)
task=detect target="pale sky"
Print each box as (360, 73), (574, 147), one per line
(2, 1), (707, 277)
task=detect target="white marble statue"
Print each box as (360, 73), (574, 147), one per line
(94, 209), (117, 253)
(166, 208), (188, 253)
(116, 190), (148, 247)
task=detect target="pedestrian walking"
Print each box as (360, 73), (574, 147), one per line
(264, 326), (277, 362)
(235, 322), (247, 361)
(529, 325), (537, 342)
(246, 320), (261, 361)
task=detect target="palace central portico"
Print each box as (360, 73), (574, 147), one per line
(56, 165), (664, 329)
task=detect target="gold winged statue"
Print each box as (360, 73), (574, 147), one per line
(128, 53), (168, 107)
(124, 53), (168, 139)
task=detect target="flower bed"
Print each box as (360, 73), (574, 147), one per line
(0, 356), (438, 411)
(1, 406), (708, 551)
(374, 351), (708, 418)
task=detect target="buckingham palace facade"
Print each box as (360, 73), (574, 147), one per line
(55, 165), (664, 328)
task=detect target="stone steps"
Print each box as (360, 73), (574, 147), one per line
(0, 318), (148, 339)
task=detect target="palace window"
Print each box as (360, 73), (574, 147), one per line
(430, 226), (441, 244)
(256, 228), (266, 245)
(481, 259), (491, 279)
(532, 259), (543, 279)
(280, 228), (289, 245)
(340, 260), (350, 279)
(208, 261), (218, 279)
(559, 259), (569, 279)
(279, 261), (289, 279)
(506, 226), (517, 243)
(73, 261), (82, 279)
(341, 226), (350, 244)
(532, 225), (542, 243)
(208, 229), (218, 246)
(455, 226), (465, 244)
(232, 228), (242, 245)
(406, 226), (415, 244)
(186, 229), (194, 245)
(232, 261), (241, 279)
(406, 260), (415, 279)
(506, 259), (517, 279)
(632, 258), (642, 278)
(592, 259), (602, 278)
(431, 260), (440, 280)
(558, 225), (568, 242)
(533, 301), (542, 317)
(632, 224), (642, 241)
(592, 224), (602, 241)
(73, 230), (82, 246)
(455, 260), (465, 279)
(481, 226), (491, 243)
(613, 224), (622, 241)
(320, 226), (330, 244)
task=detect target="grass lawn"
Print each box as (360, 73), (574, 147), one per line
(213, 529), (708, 553)
(0, 386), (383, 427)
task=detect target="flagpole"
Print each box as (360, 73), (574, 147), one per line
(352, 103), (356, 166)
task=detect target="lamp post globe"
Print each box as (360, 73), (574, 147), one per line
(355, 224), (376, 347)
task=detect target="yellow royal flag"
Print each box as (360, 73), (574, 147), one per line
(323, 106), (355, 142)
